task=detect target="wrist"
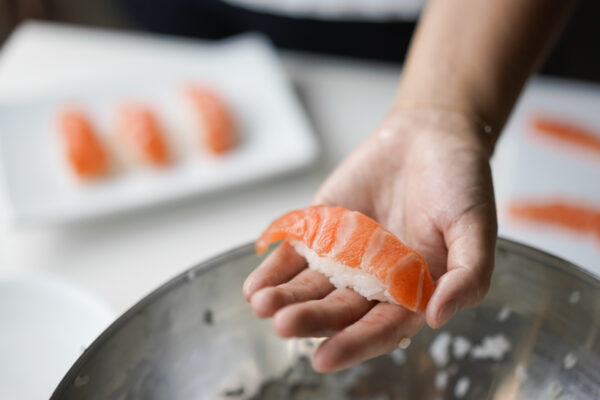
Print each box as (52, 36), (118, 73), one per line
(383, 106), (497, 158)
(394, 68), (500, 154)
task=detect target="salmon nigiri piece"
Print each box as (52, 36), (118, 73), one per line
(256, 205), (435, 312)
(532, 117), (600, 156)
(58, 108), (109, 180)
(509, 200), (600, 240)
(116, 103), (171, 167)
(185, 85), (236, 154)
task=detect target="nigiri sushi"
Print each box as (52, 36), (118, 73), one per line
(185, 85), (236, 154)
(116, 103), (171, 167)
(509, 199), (600, 240)
(533, 116), (600, 156)
(58, 108), (109, 180)
(256, 205), (435, 312)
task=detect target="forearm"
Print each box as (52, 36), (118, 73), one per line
(395, 0), (574, 144)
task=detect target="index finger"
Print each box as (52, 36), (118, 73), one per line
(243, 241), (307, 301)
(426, 210), (497, 329)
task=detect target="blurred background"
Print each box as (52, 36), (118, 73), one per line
(1, 1), (600, 399)
(1, 0), (600, 83)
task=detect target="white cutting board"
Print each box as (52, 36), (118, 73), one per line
(493, 78), (600, 276)
(0, 23), (318, 224)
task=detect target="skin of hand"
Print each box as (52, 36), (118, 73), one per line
(243, 108), (497, 372)
(243, 0), (574, 374)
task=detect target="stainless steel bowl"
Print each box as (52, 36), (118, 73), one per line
(51, 239), (600, 399)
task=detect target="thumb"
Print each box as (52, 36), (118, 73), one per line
(425, 210), (497, 329)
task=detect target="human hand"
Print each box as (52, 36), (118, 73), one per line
(243, 108), (497, 372)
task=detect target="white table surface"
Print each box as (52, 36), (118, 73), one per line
(1, 21), (598, 323)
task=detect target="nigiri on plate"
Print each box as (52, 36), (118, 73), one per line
(256, 205), (435, 312)
(0, 33), (318, 224)
(532, 116), (600, 157)
(508, 199), (600, 241)
(185, 84), (236, 155)
(57, 108), (110, 180)
(116, 103), (171, 167)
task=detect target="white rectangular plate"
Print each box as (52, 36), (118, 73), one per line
(0, 33), (318, 224)
(493, 78), (600, 275)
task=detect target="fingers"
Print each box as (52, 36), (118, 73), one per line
(426, 210), (497, 329)
(243, 242), (307, 302)
(250, 268), (334, 318)
(272, 288), (375, 337)
(312, 303), (424, 373)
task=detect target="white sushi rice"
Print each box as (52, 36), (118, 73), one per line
(397, 337), (411, 349)
(515, 363), (528, 381)
(471, 334), (511, 360)
(429, 331), (452, 368)
(290, 240), (395, 303)
(497, 305), (512, 322)
(287, 337), (327, 358)
(563, 352), (578, 369)
(454, 376), (470, 398)
(434, 370), (449, 390)
(544, 380), (563, 398)
(452, 336), (472, 359)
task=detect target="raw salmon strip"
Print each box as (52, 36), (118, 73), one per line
(58, 108), (109, 179)
(256, 205), (435, 312)
(116, 103), (171, 167)
(509, 200), (600, 239)
(185, 85), (236, 154)
(532, 117), (600, 156)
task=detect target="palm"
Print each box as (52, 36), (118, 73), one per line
(243, 111), (497, 372)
